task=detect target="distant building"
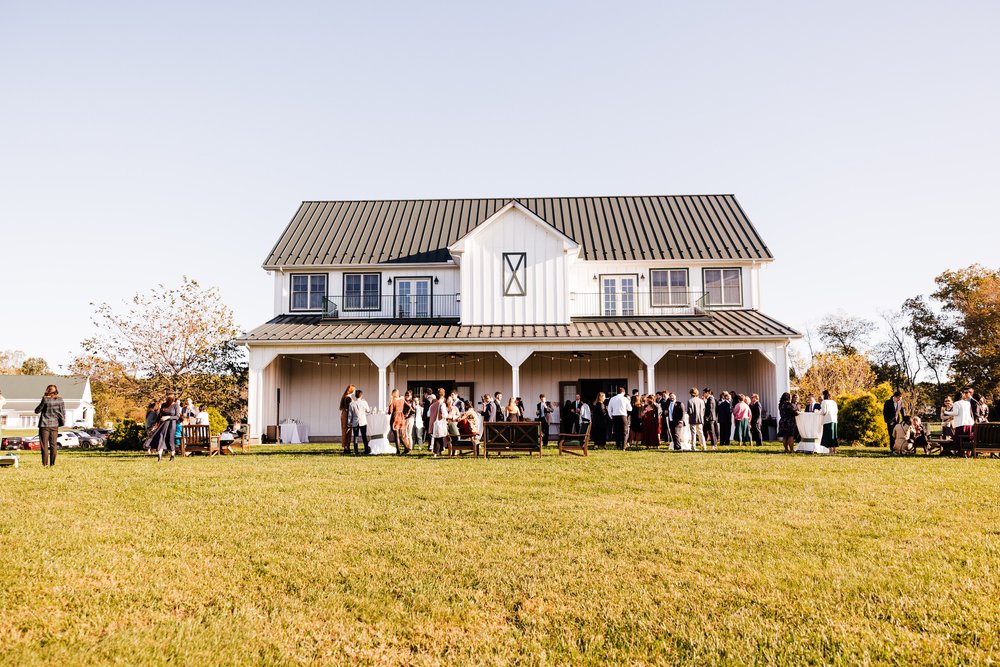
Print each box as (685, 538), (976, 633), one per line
(0, 375), (94, 428)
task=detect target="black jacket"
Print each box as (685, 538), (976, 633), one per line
(704, 395), (717, 421)
(883, 398), (906, 426)
(750, 401), (762, 425)
(34, 396), (65, 428)
(717, 399), (732, 423)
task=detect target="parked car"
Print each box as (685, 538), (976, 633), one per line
(1, 436), (23, 450)
(85, 428), (111, 438)
(71, 430), (103, 448)
(56, 432), (80, 448)
(21, 436), (41, 450)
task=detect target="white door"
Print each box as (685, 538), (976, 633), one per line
(396, 279), (432, 318)
(602, 275), (636, 316)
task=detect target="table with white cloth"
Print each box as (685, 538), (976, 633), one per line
(365, 413), (396, 455)
(279, 422), (310, 444)
(794, 412), (829, 454)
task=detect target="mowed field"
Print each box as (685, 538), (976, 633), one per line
(1, 445), (998, 666)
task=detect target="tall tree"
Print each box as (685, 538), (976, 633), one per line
(817, 312), (876, 356)
(902, 295), (950, 388)
(0, 350), (26, 374)
(871, 311), (920, 392)
(83, 277), (239, 398)
(797, 353), (877, 400)
(20, 357), (51, 375)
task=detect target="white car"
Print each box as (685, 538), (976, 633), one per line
(57, 432), (81, 448)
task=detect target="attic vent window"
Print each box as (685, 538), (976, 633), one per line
(503, 253), (526, 297)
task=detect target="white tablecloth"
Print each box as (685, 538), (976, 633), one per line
(795, 413), (829, 454)
(280, 422), (310, 444)
(365, 414), (396, 455)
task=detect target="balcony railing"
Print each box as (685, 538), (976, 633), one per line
(570, 290), (710, 319)
(323, 294), (460, 320)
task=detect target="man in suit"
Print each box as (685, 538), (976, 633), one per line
(749, 393), (763, 446)
(536, 394), (553, 445)
(882, 390), (906, 451)
(657, 392), (672, 445)
(702, 388), (718, 450)
(687, 387), (707, 451)
(717, 392), (732, 446)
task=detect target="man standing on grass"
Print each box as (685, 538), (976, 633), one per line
(608, 387), (631, 449)
(536, 394), (553, 446)
(749, 393), (764, 446)
(882, 390), (907, 452)
(702, 388), (718, 449)
(943, 387), (975, 445)
(687, 388), (706, 451)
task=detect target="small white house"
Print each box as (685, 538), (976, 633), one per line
(240, 195), (801, 442)
(0, 375), (95, 429)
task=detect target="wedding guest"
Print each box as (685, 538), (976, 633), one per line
(181, 398), (198, 422)
(703, 389), (718, 449)
(560, 398), (576, 433)
(349, 389), (371, 455)
(629, 394), (643, 446)
(939, 396), (955, 439)
(911, 416), (930, 454)
(658, 392), (672, 445)
(493, 392), (505, 421)
(882, 390), (907, 454)
(893, 416), (915, 455)
(973, 394), (990, 423)
(819, 390), (839, 454)
(34, 384), (65, 467)
(515, 397), (526, 419)
(578, 397), (592, 434)
(339, 384), (356, 454)
(405, 390), (422, 450)
(154, 392), (180, 462)
(144, 400), (160, 432)
(428, 390), (448, 457)
(749, 393), (764, 446)
(483, 393), (500, 422)
(388, 389), (410, 455)
(942, 387), (975, 447)
(777, 392), (799, 454)
(687, 388), (706, 451)
(717, 392), (733, 446)
(804, 394), (820, 413)
(732, 394), (751, 446)
(671, 397), (689, 450)
(608, 387), (631, 449)
(505, 397), (522, 421)
(641, 397), (660, 448)
(536, 395), (553, 446)
(591, 392), (609, 448)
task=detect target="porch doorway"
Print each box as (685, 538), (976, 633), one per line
(578, 378), (628, 405)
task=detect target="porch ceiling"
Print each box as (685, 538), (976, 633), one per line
(239, 309), (799, 344)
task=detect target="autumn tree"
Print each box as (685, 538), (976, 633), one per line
(0, 350), (26, 374)
(796, 353), (877, 400)
(817, 312), (876, 356)
(20, 357), (51, 375)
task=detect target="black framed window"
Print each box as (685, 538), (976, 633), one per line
(650, 269), (689, 306)
(290, 274), (327, 311)
(503, 253), (526, 297)
(703, 268), (742, 306)
(344, 273), (380, 310)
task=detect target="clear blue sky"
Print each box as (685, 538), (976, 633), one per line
(2, 1), (998, 370)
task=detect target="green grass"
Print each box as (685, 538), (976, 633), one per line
(1, 445), (998, 665)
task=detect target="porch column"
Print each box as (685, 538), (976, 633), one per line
(511, 364), (521, 399)
(377, 366), (388, 411)
(496, 345), (534, 400)
(633, 343), (670, 395)
(365, 348), (399, 414)
(247, 346), (280, 442)
(646, 363), (656, 396)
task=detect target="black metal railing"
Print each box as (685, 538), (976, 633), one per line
(569, 291), (710, 318)
(323, 294), (460, 320)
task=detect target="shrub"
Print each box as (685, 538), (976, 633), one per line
(872, 382), (893, 403)
(206, 407), (227, 436)
(839, 393), (889, 447)
(104, 419), (147, 451)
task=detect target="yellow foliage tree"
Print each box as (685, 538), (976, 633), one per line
(797, 353), (877, 399)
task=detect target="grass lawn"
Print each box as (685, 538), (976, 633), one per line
(1, 445), (998, 665)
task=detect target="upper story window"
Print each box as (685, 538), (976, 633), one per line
(291, 274), (327, 311)
(344, 273), (381, 310)
(650, 269), (689, 306)
(602, 274), (637, 316)
(703, 268), (742, 306)
(503, 253), (526, 297)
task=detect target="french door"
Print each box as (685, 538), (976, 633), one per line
(602, 275), (636, 317)
(396, 278), (431, 318)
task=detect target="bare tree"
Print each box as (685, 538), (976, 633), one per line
(817, 312), (877, 356)
(873, 310), (921, 391)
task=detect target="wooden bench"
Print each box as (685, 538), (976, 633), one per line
(482, 421), (541, 458)
(558, 422), (591, 457)
(449, 416), (481, 457)
(180, 425), (219, 456)
(972, 422), (1000, 457)
(220, 425), (251, 455)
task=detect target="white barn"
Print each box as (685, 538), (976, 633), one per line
(0, 375), (95, 429)
(240, 196), (800, 442)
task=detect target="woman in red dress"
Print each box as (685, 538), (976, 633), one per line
(641, 396), (661, 449)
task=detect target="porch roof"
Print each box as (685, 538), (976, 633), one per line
(239, 309), (799, 344)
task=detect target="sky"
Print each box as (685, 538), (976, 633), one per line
(1, 0), (998, 371)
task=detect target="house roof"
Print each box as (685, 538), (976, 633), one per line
(240, 310), (799, 344)
(0, 375), (90, 402)
(262, 195), (773, 267)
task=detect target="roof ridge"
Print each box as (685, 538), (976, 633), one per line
(298, 194), (737, 204)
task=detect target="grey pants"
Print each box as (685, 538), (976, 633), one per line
(39, 426), (58, 466)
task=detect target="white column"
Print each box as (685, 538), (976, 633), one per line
(646, 363), (656, 396)
(248, 366), (263, 441)
(776, 344), (790, 399)
(388, 368), (396, 404)
(377, 366), (388, 412)
(511, 364), (521, 400)
(637, 368), (645, 395)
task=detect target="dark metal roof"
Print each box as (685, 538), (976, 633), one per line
(262, 195), (773, 267)
(239, 310), (798, 344)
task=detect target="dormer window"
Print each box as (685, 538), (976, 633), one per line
(703, 268), (742, 306)
(290, 274), (327, 311)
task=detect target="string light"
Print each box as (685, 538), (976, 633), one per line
(279, 350), (755, 369)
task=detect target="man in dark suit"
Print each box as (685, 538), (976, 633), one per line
(717, 392), (732, 446)
(883, 390), (906, 451)
(536, 394), (553, 445)
(657, 392), (672, 445)
(702, 388), (718, 450)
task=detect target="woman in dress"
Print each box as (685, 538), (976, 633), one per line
(939, 396), (955, 439)
(777, 392), (799, 454)
(504, 397), (522, 421)
(428, 389), (448, 458)
(671, 398), (689, 450)
(732, 394), (751, 446)
(339, 384), (356, 454)
(591, 392), (608, 448)
(403, 390), (420, 451)
(154, 393), (181, 462)
(641, 397), (660, 448)
(819, 389), (839, 455)
(388, 389), (411, 455)
(629, 394), (643, 446)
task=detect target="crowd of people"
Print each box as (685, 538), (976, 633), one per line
(142, 394), (212, 461)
